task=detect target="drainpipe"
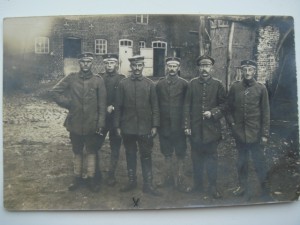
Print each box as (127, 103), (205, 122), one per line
(226, 21), (235, 93)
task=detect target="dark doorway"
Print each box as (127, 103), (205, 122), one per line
(63, 37), (81, 58)
(153, 48), (165, 77)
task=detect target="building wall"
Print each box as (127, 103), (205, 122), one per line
(256, 25), (280, 83)
(210, 21), (256, 84)
(4, 15), (290, 92)
(4, 15), (201, 88)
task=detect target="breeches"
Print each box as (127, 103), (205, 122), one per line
(190, 140), (219, 186)
(159, 133), (187, 159)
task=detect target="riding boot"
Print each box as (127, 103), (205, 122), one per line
(141, 156), (161, 196)
(120, 169), (137, 192)
(163, 156), (174, 187)
(107, 134), (121, 186)
(233, 176), (247, 197)
(95, 151), (102, 184)
(107, 158), (118, 186)
(260, 181), (273, 201)
(176, 158), (191, 193)
(120, 150), (137, 192)
(208, 185), (222, 199)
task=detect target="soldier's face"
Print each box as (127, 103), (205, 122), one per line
(104, 60), (118, 73)
(79, 59), (93, 72)
(242, 66), (256, 80)
(167, 63), (180, 76)
(199, 63), (212, 77)
(130, 62), (144, 76)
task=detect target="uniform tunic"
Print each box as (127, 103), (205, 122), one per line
(183, 76), (226, 144)
(226, 78), (270, 189)
(51, 71), (107, 136)
(100, 72), (125, 129)
(156, 75), (188, 136)
(227, 78), (270, 143)
(114, 75), (159, 135)
(156, 75), (188, 158)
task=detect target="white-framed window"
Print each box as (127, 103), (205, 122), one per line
(35, 37), (49, 54)
(152, 41), (167, 49)
(136, 15), (148, 24)
(210, 20), (229, 29)
(139, 41), (146, 48)
(119, 39), (133, 47)
(95, 39), (107, 54)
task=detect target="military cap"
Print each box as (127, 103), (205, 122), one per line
(166, 57), (181, 65)
(128, 55), (144, 63)
(196, 55), (215, 66)
(103, 53), (119, 62)
(78, 52), (94, 60)
(241, 59), (257, 68)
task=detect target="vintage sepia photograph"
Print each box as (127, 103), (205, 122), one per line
(3, 14), (300, 211)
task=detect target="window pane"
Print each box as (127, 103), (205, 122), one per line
(35, 37), (49, 54)
(95, 39), (107, 54)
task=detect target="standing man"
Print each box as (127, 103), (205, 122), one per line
(227, 60), (272, 200)
(184, 55), (226, 198)
(114, 55), (160, 196)
(51, 52), (106, 192)
(156, 57), (189, 192)
(97, 54), (125, 186)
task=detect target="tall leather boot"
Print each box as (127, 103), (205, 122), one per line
(141, 156), (161, 196)
(120, 151), (137, 192)
(107, 158), (118, 186)
(120, 169), (137, 192)
(260, 181), (273, 201)
(107, 134), (121, 186)
(176, 158), (191, 193)
(163, 156), (174, 187)
(95, 151), (102, 184)
(233, 175), (247, 197)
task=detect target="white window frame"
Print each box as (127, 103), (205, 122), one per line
(139, 41), (146, 49)
(152, 41), (167, 55)
(95, 39), (107, 55)
(35, 37), (49, 54)
(119, 39), (133, 47)
(210, 20), (229, 29)
(152, 41), (167, 49)
(136, 15), (149, 24)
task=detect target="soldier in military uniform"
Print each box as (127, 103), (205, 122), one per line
(227, 59), (272, 200)
(51, 52), (106, 192)
(114, 55), (161, 196)
(184, 55), (226, 198)
(156, 57), (189, 192)
(97, 54), (125, 186)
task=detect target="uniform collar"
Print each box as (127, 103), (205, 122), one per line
(242, 78), (256, 87)
(166, 75), (179, 84)
(130, 74), (143, 81)
(198, 75), (212, 84)
(105, 71), (118, 77)
(79, 70), (93, 79)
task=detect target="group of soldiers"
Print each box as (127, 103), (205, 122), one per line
(51, 52), (272, 200)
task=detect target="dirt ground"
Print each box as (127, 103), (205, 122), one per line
(3, 90), (300, 211)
